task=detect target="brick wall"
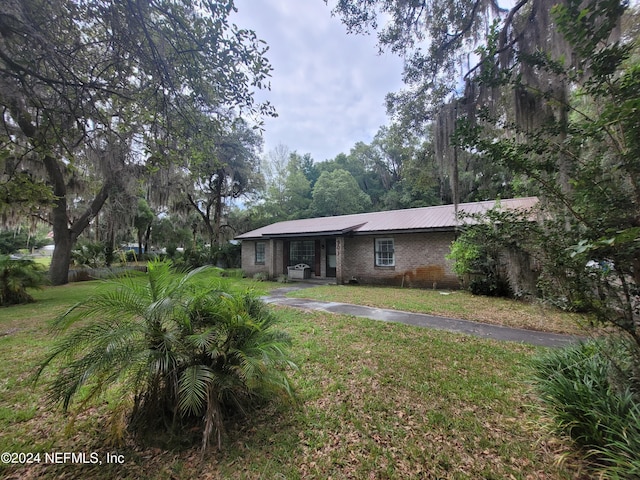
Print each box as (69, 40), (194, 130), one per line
(241, 239), (285, 279)
(240, 240), (269, 277)
(341, 232), (459, 289)
(242, 232), (460, 288)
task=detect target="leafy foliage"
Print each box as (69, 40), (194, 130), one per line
(35, 260), (296, 450)
(532, 340), (640, 477)
(310, 169), (372, 217)
(0, 230), (49, 255)
(0, 255), (48, 306)
(71, 241), (106, 269)
(447, 208), (540, 298)
(1, 0), (275, 285)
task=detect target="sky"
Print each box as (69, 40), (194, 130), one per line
(231, 0), (405, 163)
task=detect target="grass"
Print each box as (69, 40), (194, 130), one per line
(286, 284), (590, 335)
(0, 275), (588, 479)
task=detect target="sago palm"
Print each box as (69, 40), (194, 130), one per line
(0, 255), (48, 306)
(36, 260), (296, 450)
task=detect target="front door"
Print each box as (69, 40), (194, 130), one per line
(326, 239), (336, 277)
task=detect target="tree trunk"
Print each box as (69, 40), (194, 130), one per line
(43, 153), (113, 285)
(49, 228), (73, 285)
(213, 174), (225, 248)
(144, 224), (152, 255)
(138, 232), (144, 257)
(43, 154), (73, 285)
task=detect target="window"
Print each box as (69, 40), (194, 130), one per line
(375, 238), (395, 267)
(255, 242), (265, 265)
(289, 240), (315, 266)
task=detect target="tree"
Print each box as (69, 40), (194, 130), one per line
(283, 157), (313, 218)
(331, 0), (569, 205)
(0, 0), (274, 284)
(151, 215), (192, 255)
(186, 116), (264, 249)
(134, 198), (155, 255)
(262, 144), (291, 205)
(297, 152), (320, 188)
(248, 149), (314, 227)
(310, 169), (372, 217)
(36, 261), (296, 450)
(457, 0), (639, 338)
(335, 0), (640, 473)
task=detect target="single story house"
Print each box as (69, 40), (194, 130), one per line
(236, 197), (538, 288)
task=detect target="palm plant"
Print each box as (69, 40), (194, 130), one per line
(36, 260), (296, 450)
(0, 255), (48, 306)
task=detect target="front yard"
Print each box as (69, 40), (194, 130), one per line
(0, 277), (588, 478)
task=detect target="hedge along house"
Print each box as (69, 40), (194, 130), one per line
(236, 197), (538, 288)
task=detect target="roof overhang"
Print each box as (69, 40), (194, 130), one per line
(238, 225), (458, 240)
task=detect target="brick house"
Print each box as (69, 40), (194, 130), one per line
(236, 197), (538, 288)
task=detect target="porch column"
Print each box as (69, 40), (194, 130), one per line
(268, 239), (278, 279)
(336, 236), (345, 285)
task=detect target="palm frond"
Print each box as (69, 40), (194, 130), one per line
(178, 365), (215, 416)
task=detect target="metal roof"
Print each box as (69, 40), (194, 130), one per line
(235, 197), (539, 240)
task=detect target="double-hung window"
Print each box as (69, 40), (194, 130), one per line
(255, 242), (265, 265)
(375, 238), (395, 267)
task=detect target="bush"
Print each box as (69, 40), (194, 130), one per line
(0, 255), (48, 306)
(212, 243), (241, 269)
(0, 230), (49, 254)
(468, 276), (511, 297)
(176, 247), (213, 270)
(277, 274), (290, 283)
(531, 340), (640, 477)
(71, 241), (106, 268)
(36, 260), (296, 451)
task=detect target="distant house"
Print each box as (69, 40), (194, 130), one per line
(235, 197), (538, 288)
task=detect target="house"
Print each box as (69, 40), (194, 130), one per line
(235, 197), (538, 288)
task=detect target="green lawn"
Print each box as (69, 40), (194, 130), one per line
(0, 276), (585, 479)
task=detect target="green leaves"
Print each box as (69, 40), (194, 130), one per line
(36, 260), (296, 451)
(179, 365), (216, 416)
(0, 255), (48, 306)
(531, 340), (640, 476)
(570, 227), (640, 257)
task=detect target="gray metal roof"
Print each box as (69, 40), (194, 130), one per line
(235, 197), (539, 240)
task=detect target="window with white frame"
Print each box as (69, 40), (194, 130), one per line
(375, 238), (395, 267)
(255, 242), (265, 265)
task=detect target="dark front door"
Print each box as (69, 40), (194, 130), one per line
(326, 239), (336, 277)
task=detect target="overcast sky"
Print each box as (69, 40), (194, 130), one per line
(231, 0), (405, 163)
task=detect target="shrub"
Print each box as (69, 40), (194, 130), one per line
(531, 340), (640, 477)
(468, 276), (511, 297)
(447, 226), (513, 297)
(209, 243), (241, 269)
(71, 241), (106, 268)
(0, 230), (50, 255)
(0, 255), (48, 306)
(36, 260), (296, 450)
(277, 274), (290, 283)
(176, 247), (213, 270)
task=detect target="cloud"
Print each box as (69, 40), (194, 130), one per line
(232, 0), (404, 162)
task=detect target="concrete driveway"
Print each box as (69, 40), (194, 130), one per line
(263, 283), (584, 348)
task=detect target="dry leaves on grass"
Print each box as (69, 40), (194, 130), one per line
(2, 309), (586, 480)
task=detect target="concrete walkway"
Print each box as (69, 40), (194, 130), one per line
(263, 283), (584, 348)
